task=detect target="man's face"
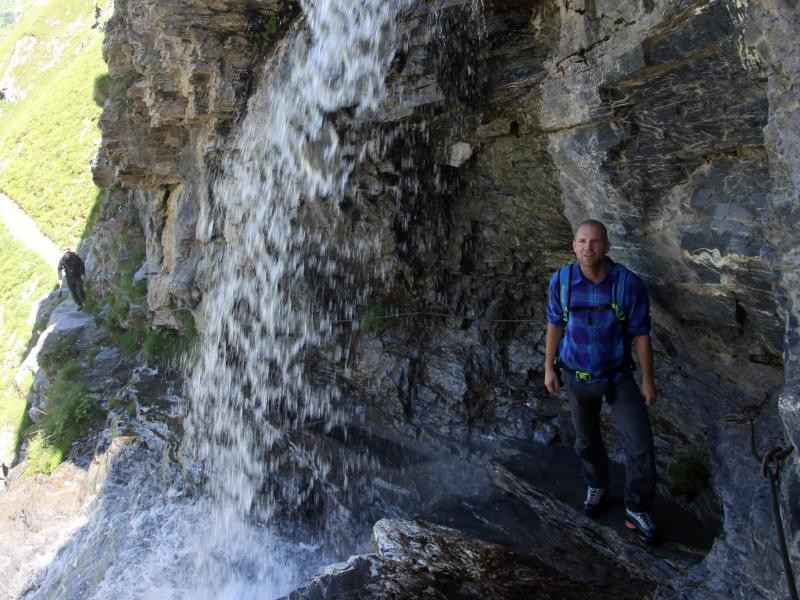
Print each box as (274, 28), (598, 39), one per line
(573, 224), (610, 269)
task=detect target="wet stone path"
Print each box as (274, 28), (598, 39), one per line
(488, 441), (717, 583)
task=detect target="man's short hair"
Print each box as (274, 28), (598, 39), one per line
(575, 219), (608, 242)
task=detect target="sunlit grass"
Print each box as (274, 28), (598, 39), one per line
(0, 0), (33, 42)
(0, 0), (98, 90)
(0, 0), (109, 248)
(0, 222), (53, 457)
(0, 0), (116, 472)
(0, 223), (53, 369)
(0, 367), (32, 453)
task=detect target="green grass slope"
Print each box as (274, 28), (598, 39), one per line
(0, 0), (110, 469)
(0, 0), (108, 249)
(0, 222), (53, 452)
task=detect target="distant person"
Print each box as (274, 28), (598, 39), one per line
(544, 219), (659, 544)
(57, 248), (86, 310)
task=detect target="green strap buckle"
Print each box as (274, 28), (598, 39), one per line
(575, 370), (593, 382)
(611, 303), (626, 321)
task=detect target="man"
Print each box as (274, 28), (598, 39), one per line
(57, 248), (86, 310)
(544, 220), (659, 544)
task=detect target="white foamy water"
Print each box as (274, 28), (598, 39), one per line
(20, 402), (311, 600)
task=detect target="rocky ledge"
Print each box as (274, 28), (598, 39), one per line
(283, 518), (654, 600)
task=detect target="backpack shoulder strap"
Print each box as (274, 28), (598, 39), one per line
(610, 263), (629, 322)
(558, 263), (573, 324)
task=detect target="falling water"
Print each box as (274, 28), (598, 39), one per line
(181, 0), (410, 595)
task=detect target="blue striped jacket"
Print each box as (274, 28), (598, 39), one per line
(546, 259), (650, 378)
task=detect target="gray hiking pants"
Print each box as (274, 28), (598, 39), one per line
(65, 274), (85, 307)
(566, 372), (656, 512)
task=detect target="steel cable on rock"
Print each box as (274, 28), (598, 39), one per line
(761, 445), (799, 600)
(332, 311), (542, 325)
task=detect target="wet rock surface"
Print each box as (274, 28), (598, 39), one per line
(0, 460), (95, 599)
(489, 442), (714, 581)
(1, 358), (181, 599)
(283, 518), (653, 600)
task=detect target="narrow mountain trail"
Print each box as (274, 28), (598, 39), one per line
(0, 191), (62, 270)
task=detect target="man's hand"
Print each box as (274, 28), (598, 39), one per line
(633, 335), (657, 408)
(544, 323), (564, 395)
(545, 368), (560, 394)
(641, 379), (657, 408)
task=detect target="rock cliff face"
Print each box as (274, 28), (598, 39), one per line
(89, 0), (799, 597)
(92, 0), (299, 329)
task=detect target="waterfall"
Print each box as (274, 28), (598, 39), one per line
(181, 0), (409, 594)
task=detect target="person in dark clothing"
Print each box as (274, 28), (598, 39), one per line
(544, 220), (659, 544)
(57, 248), (86, 309)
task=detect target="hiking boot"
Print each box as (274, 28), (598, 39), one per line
(583, 486), (609, 518)
(625, 509), (660, 544)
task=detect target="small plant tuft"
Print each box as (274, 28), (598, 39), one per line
(118, 328), (146, 355)
(93, 71), (140, 106)
(143, 320), (197, 365)
(360, 305), (396, 334)
(82, 282), (100, 315)
(39, 336), (78, 372)
(23, 361), (97, 475)
(60, 361), (81, 380)
(253, 13), (279, 49)
(667, 452), (710, 501)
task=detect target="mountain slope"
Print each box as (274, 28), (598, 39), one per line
(0, 0), (108, 249)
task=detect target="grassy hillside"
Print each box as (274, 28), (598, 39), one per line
(0, 0), (108, 249)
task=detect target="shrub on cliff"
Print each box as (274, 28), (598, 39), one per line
(24, 360), (97, 475)
(667, 452), (710, 501)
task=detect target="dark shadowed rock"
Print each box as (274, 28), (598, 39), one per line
(282, 518), (653, 600)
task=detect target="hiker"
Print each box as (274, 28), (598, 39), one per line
(544, 219), (659, 544)
(57, 248), (86, 310)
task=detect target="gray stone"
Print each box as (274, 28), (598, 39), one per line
(532, 420), (558, 446)
(447, 141), (472, 167)
(283, 518), (652, 600)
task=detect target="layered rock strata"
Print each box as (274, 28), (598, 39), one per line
(93, 0), (299, 329)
